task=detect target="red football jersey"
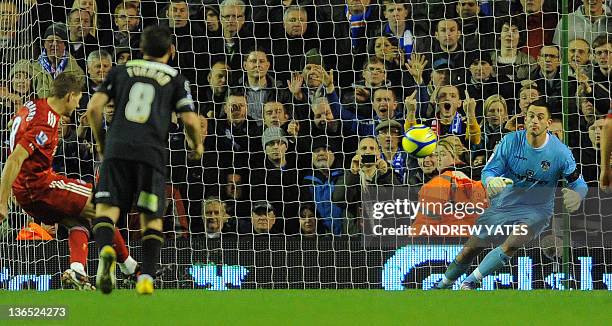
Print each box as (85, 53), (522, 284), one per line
(9, 98), (60, 192)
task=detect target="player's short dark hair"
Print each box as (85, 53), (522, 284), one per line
(51, 72), (84, 98)
(527, 99), (552, 118)
(140, 25), (172, 58)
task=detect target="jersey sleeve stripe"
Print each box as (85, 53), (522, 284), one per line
(176, 98), (194, 110)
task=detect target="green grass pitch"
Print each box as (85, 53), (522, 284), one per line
(0, 290), (610, 325)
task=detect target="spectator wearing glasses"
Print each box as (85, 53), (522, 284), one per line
(578, 34), (611, 116)
(112, 1), (141, 51)
(532, 45), (577, 117)
(207, 0), (255, 81)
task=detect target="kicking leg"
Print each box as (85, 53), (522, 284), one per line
(435, 236), (485, 289)
(136, 213), (163, 295)
(59, 217), (94, 290)
(462, 224), (535, 289)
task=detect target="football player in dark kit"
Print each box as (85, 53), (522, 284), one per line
(86, 25), (203, 295)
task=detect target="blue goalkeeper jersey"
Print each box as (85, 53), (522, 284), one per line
(481, 130), (587, 216)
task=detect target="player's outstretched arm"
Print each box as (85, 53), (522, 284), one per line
(86, 92), (110, 157)
(180, 111), (204, 160)
(0, 145), (29, 221)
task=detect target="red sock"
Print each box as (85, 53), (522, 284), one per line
(68, 226), (89, 267)
(113, 228), (130, 263)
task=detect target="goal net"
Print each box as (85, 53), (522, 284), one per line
(0, 0), (610, 291)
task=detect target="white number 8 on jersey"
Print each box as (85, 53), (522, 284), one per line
(125, 82), (155, 123)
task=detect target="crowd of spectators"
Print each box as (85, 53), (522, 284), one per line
(0, 0), (611, 242)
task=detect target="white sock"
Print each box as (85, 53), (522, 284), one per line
(70, 262), (86, 276)
(473, 268), (484, 282)
(118, 255), (138, 275)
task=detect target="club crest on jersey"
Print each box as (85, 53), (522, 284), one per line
(540, 160), (550, 172)
(35, 131), (48, 146)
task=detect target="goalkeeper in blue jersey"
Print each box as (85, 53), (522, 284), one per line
(434, 100), (588, 290)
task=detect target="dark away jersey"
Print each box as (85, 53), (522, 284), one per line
(96, 59), (195, 172)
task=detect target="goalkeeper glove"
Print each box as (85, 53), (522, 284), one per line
(486, 177), (513, 198)
(561, 188), (581, 213)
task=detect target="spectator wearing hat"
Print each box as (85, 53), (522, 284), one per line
(376, 119), (410, 184)
(250, 126), (300, 233)
(67, 9), (100, 72)
(238, 201), (282, 235)
(301, 137), (346, 235)
(202, 4), (221, 37)
(286, 49), (333, 121)
(303, 95), (358, 169)
(32, 23), (85, 98)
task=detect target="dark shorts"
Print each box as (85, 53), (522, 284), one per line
(94, 159), (166, 217)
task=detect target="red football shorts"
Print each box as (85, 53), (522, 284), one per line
(14, 174), (92, 224)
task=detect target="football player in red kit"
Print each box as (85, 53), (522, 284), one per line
(0, 73), (138, 290)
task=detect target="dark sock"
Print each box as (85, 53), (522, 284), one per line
(92, 217), (115, 253)
(142, 229), (163, 276)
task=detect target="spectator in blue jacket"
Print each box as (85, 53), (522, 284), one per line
(302, 137), (345, 235)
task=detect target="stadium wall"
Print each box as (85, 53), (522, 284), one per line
(1, 239), (611, 291)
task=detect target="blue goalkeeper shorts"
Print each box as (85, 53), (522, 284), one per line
(474, 206), (550, 240)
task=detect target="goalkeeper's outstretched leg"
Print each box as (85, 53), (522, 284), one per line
(460, 224), (537, 290)
(433, 236), (485, 289)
